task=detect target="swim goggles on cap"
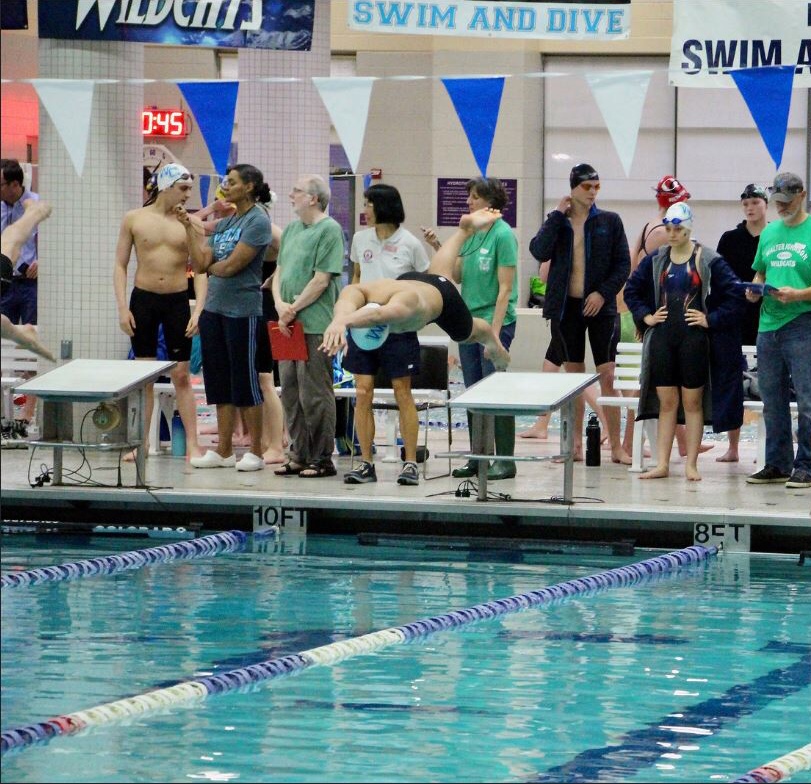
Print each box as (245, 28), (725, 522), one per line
(740, 185), (767, 200)
(662, 216), (688, 226)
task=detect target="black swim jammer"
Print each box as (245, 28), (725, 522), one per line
(397, 271), (473, 343)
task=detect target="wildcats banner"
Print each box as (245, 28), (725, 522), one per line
(670, 0), (811, 87)
(348, 1), (631, 41)
(38, 0), (315, 50)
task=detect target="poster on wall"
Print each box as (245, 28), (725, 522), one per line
(669, 0), (810, 88)
(348, 1), (630, 41)
(437, 178), (517, 227)
(38, 0), (315, 50)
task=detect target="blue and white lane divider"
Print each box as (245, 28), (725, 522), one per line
(1, 545), (716, 755)
(732, 743), (811, 783)
(0, 530), (248, 589)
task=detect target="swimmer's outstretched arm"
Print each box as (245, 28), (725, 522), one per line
(428, 208), (501, 279)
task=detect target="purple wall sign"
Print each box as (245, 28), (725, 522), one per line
(436, 177), (517, 227)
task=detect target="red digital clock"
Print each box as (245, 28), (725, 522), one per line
(142, 109), (188, 138)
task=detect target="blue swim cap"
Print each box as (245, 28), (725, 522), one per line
(349, 303), (390, 351)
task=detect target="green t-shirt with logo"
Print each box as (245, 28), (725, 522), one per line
(458, 218), (519, 325)
(752, 216), (811, 332)
(278, 217), (345, 334)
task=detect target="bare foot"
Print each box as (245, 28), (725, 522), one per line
(518, 427), (548, 440)
(123, 447), (148, 463)
(715, 450), (739, 463)
(679, 443), (714, 457)
(23, 199), (53, 222)
(685, 465), (702, 481)
(263, 448), (286, 465)
(640, 465), (669, 479)
(553, 445), (583, 463)
(461, 207), (501, 233)
(611, 448), (633, 465)
(18, 324), (56, 362)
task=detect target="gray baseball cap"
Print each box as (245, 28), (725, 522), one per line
(768, 172), (804, 203)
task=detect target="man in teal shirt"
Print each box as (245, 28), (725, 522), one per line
(745, 172), (811, 489)
(272, 174), (345, 478)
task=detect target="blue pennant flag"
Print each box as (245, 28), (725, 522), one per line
(441, 77), (505, 177)
(177, 81), (239, 176)
(198, 174), (211, 206)
(730, 66), (795, 169)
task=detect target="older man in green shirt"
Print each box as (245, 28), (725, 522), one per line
(272, 174), (345, 478)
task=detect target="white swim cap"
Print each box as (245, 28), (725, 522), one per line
(349, 303), (390, 351)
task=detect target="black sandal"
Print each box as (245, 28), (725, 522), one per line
(299, 461), (337, 478)
(274, 461), (305, 476)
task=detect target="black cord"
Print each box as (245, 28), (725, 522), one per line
(457, 224), (496, 258)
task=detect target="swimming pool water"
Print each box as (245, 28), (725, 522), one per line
(1, 534), (809, 783)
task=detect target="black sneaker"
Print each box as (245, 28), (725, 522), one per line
(785, 469), (811, 489)
(344, 461), (377, 484)
(397, 461), (419, 486)
(746, 465), (791, 484)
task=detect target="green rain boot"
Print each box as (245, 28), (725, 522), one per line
(453, 411), (485, 478)
(488, 415), (516, 480)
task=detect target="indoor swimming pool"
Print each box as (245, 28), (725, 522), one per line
(1, 532), (809, 783)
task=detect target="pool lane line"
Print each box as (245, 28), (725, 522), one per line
(0, 544), (716, 756)
(530, 652), (811, 783)
(733, 743), (811, 783)
(0, 530), (248, 589)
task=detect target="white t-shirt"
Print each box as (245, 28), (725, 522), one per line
(350, 226), (430, 283)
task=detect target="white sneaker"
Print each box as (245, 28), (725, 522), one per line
(236, 452), (264, 472)
(190, 450), (236, 469)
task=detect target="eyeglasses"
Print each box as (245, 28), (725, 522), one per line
(662, 217), (689, 226)
(767, 186), (802, 198)
(579, 183), (600, 192)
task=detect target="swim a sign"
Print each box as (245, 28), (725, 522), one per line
(670, 0), (811, 87)
(38, 0), (315, 50)
(348, 1), (631, 41)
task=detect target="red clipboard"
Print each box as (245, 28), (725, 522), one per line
(268, 320), (308, 361)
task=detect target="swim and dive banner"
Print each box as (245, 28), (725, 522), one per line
(670, 0), (811, 87)
(347, 1), (630, 40)
(38, 0), (315, 50)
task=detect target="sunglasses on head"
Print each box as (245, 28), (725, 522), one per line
(662, 217), (688, 226)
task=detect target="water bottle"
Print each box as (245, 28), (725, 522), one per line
(585, 413), (601, 467)
(171, 410), (186, 457)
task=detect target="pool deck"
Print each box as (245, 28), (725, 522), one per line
(1, 427), (808, 552)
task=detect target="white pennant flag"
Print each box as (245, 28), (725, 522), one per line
(33, 80), (96, 178)
(585, 71), (652, 177)
(312, 77), (375, 174)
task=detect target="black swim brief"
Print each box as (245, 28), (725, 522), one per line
(396, 271), (473, 343)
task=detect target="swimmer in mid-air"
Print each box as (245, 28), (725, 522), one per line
(319, 208), (510, 370)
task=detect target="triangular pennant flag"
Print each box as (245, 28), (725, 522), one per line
(312, 77), (375, 174)
(199, 174), (211, 206)
(730, 66), (794, 169)
(177, 81), (238, 176)
(33, 80), (95, 177)
(585, 70), (652, 177)
(441, 77), (505, 177)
